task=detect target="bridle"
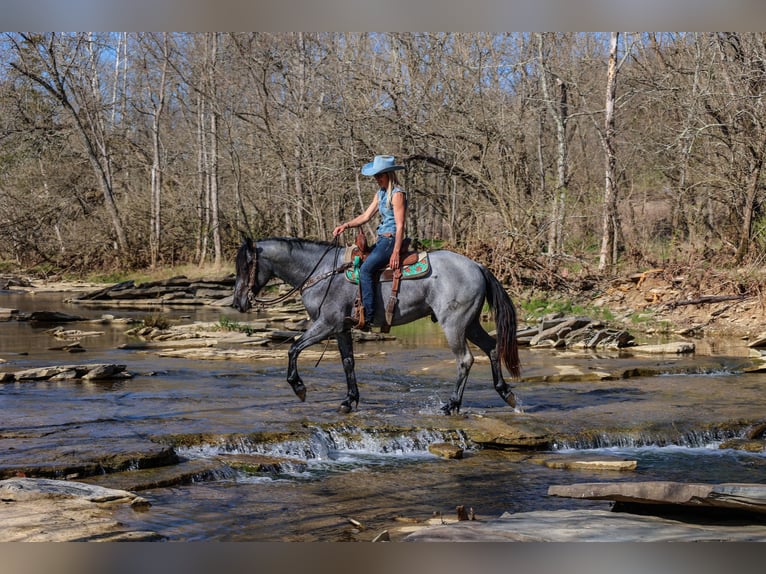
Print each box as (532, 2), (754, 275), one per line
(245, 237), (348, 308)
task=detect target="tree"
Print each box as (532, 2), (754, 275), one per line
(537, 33), (571, 256)
(598, 32), (622, 271)
(8, 33), (129, 256)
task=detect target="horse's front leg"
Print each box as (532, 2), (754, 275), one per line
(335, 330), (359, 413)
(286, 323), (334, 402)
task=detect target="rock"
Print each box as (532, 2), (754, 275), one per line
(0, 437), (179, 480)
(0, 477), (162, 542)
(463, 414), (551, 449)
(0, 308), (18, 321)
(216, 453), (308, 474)
(547, 481), (766, 514)
(748, 333), (766, 348)
(718, 438), (766, 453)
(45, 326), (105, 339)
(743, 361), (766, 373)
(401, 509), (766, 542)
(8, 363), (131, 382)
(746, 421), (766, 440)
(0, 477), (137, 503)
(48, 342), (87, 353)
(72, 276), (235, 307)
(427, 442), (463, 459)
(119, 338), (220, 350)
(529, 317), (590, 347)
(525, 365), (614, 383)
(535, 453), (637, 471)
(82, 364), (131, 380)
(628, 342), (695, 355)
(28, 311), (86, 323)
(80, 459), (222, 491)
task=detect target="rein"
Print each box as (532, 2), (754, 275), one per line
(247, 237), (344, 307)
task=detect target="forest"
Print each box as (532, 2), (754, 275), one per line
(1, 32), (765, 290)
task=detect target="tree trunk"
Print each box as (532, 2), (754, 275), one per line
(735, 133), (766, 263)
(538, 33), (570, 257)
(149, 33), (169, 268)
(598, 32), (620, 272)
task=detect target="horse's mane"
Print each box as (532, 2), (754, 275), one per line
(257, 236), (335, 254)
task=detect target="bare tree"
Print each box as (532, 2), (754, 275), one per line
(537, 33), (571, 256)
(8, 33), (129, 255)
(598, 33), (622, 271)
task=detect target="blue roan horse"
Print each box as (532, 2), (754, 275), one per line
(233, 237), (520, 415)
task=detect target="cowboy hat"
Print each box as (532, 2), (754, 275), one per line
(360, 155), (405, 176)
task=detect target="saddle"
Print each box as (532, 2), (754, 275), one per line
(352, 228), (418, 263)
(344, 228), (430, 283)
(344, 228), (431, 333)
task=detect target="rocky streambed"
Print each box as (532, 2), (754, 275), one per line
(2, 275), (766, 541)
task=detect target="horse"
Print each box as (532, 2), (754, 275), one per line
(232, 236), (520, 415)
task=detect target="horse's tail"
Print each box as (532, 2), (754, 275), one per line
(480, 266), (521, 379)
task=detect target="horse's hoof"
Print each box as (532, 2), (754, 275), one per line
(441, 403), (459, 416)
(503, 390), (516, 408)
(338, 399), (358, 413)
(294, 387), (306, 402)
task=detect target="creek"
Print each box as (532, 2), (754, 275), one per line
(1, 289), (765, 541)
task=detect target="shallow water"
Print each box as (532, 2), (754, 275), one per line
(2, 290), (766, 541)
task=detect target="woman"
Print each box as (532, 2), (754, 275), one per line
(333, 155), (407, 331)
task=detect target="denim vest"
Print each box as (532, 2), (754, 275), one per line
(376, 186), (405, 236)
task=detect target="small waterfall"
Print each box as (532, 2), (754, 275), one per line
(177, 425), (472, 475)
(553, 426), (750, 451)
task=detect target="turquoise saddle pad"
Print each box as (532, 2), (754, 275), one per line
(344, 252), (430, 284)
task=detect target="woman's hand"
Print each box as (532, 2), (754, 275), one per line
(389, 252), (400, 269)
(333, 223), (347, 237)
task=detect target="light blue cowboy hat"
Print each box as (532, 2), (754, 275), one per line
(361, 155), (405, 176)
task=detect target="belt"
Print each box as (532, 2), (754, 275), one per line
(379, 233), (394, 238)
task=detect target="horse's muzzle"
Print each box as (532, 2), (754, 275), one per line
(232, 290), (252, 313)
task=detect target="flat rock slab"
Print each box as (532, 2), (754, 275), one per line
(628, 342), (696, 354)
(427, 442), (464, 459)
(27, 311), (87, 323)
(548, 481), (766, 514)
(0, 477), (161, 542)
(533, 453), (637, 471)
(80, 459), (223, 491)
(3, 363), (131, 382)
(0, 436), (178, 480)
(402, 509), (766, 542)
(461, 414), (552, 449)
(524, 365), (614, 382)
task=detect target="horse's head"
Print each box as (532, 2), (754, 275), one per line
(232, 237), (260, 312)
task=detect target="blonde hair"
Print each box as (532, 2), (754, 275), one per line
(384, 172), (400, 209)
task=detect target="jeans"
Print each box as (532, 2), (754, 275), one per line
(359, 235), (395, 324)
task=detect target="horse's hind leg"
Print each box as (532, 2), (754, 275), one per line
(441, 329), (474, 415)
(466, 320), (516, 408)
(335, 330), (360, 413)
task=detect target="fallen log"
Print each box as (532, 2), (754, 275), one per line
(664, 294), (749, 309)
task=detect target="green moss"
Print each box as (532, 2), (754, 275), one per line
(521, 295), (614, 323)
(215, 316), (255, 335)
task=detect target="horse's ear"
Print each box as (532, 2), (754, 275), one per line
(242, 235), (254, 251)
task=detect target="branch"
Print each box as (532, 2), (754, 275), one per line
(664, 294), (750, 309)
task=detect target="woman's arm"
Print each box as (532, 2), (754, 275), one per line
(333, 194), (379, 237)
(389, 191), (406, 269)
